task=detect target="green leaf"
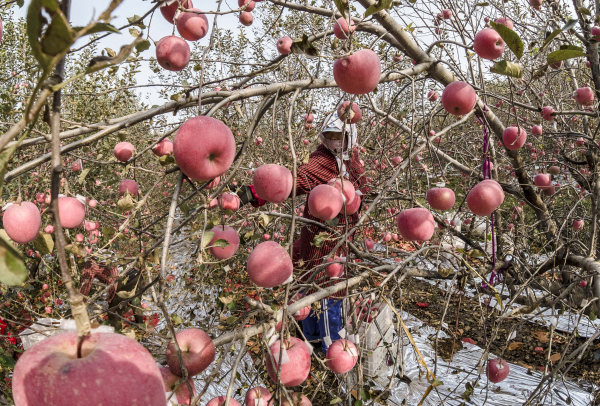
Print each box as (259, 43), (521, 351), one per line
(330, 398), (343, 404)
(65, 243), (89, 257)
(40, 8), (74, 57)
(86, 35), (144, 74)
(158, 154), (176, 166)
(364, 0), (393, 18)
(590, 309), (597, 321)
(577, 7), (591, 16)
(291, 34), (319, 58)
(0, 350), (16, 368)
(17, 0), (25, 7)
(547, 48), (587, 65)
(562, 18), (578, 31)
(259, 213), (271, 228)
(76, 22), (121, 35)
(171, 314), (182, 325)
(27, 0), (53, 70)
(490, 21), (524, 59)
(431, 379), (444, 387)
(128, 27), (141, 37)
(135, 39), (151, 53)
(540, 29), (562, 51)
(201, 231), (216, 249)
(33, 232), (54, 254)
(490, 60), (523, 78)
(127, 15), (146, 29)
(333, 0), (349, 18)
(475, 2), (489, 6)
(78, 167), (91, 184)
(117, 193), (135, 212)
(311, 232), (329, 247)
(102, 227), (116, 240)
(0, 234), (27, 286)
(0, 134), (25, 192)
(326, 217), (340, 227)
(213, 239), (230, 248)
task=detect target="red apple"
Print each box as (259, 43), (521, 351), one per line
(534, 173), (552, 190)
(238, 0), (255, 11)
(156, 36), (190, 72)
(426, 187), (455, 211)
(209, 225), (239, 259)
(466, 179), (504, 216)
(12, 332), (166, 406)
(153, 138), (174, 156)
(427, 90), (439, 101)
(239, 11), (253, 26)
(592, 26), (600, 40)
(207, 396), (242, 406)
(495, 17), (513, 29)
(160, 0), (194, 24)
(333, 17), (355, 39)
(3, 202), (41, 244)
(573, 87), (594, 105)
(502, 126), (527, 150)
(344, 193), (361, 215)
(245, 387), (272, 406)
(474, 29), (505, 60)
(308, 184), (344, 221)
(531, 125), (542, 135)
(253, 164), (293, 203)
(277, 36), (293, 54)
(176, 9), (209, 41)
(166, 328), (216, 377)
(333, 49), (381, 95)
(71, 160), (82, 172)
(265, 338), (311, 386)
(327, 178), (356, 205)
(365, 238), (375, 250)
(548, 165), (560, 175)
(119, 179), (139, 196)
(573, 219), (585, 230)
(326, 339), (358, 373)
(541, 106), (555, 121)
(337, 101), (362, 123)
(173, 116), (236, 181)
(529, 0), (542, 9)
(397, 208), (435, 241)
(247, 241), (293, 288)
(114, 141), (135, 162)
(442, 9), (452, 19)
(58, 197), (85, 229)
(217, 194), (240, 211)
(160, 367), (196, 405)
(442, 81), (477, 116)
(326, 256), (344, 278)
(486, 358), (510, 383)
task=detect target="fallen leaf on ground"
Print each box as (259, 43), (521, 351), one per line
(518, 361), (534, 370)
(508, 342), (524, 351)
(550, 353), (561, 362)
(531, 331), (550, 343)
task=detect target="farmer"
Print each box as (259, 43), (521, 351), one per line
(232, 111), (365, 353)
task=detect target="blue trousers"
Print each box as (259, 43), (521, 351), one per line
(301, 299), (343, 353)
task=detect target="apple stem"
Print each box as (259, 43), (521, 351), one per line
(76, 335), (87, 358)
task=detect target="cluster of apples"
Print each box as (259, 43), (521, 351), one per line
(155, 0), (208, 72)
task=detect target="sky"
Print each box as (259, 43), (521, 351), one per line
(14, 0), (245, 106)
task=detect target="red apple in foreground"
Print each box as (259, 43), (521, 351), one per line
(426, 187), (455, 211)
(333, 17), (355, 39)
(327, 178), (356, 205)
(253, 164), (293, 203)
(486, 358), (510, 383)
(3, 201), (41, 244)
(12, 332), (166, 406)
(442, 81), (477, 116)
(502, 126), (527, 150)
(265, 338), (311, 386)
(247, 241), (293, 288)
(217, 194), (240, 211)
(176, 9), (209, 41)
(534, 173), (552, 190)
(161, 367), (196, 405)
(114, 141), (135, 162)
(160, 0), (194, 24)
(326, 339), (358, 374)
(153, 138), (174, 156)
(173, 116), (236, 181)
(396, 208), (435, 241)
(473, 29), (505, 60)
(209, 226), (240, 259)
(344, 193), (361, 215)
(245, 386), (272, 406)
(239, 11), (253, 26)
(277, 36), (292, 54)
(58, 197), (85, 229)
(333, 49), (381, 95)
(326, 256), (344, 278)
(308, 184), (344, 221)
(337, 101), (362, 123)
(466, 179), (504, 216)
(207, 396), (242, 406)
(119, 179), (139, 196)
(166, 328), (216, 377)
(156, 36), (190, 72)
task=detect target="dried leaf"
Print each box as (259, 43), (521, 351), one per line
(549, 353), (562, 362)
(508, 342), (524, 351)
(531, 331), (549, 343)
